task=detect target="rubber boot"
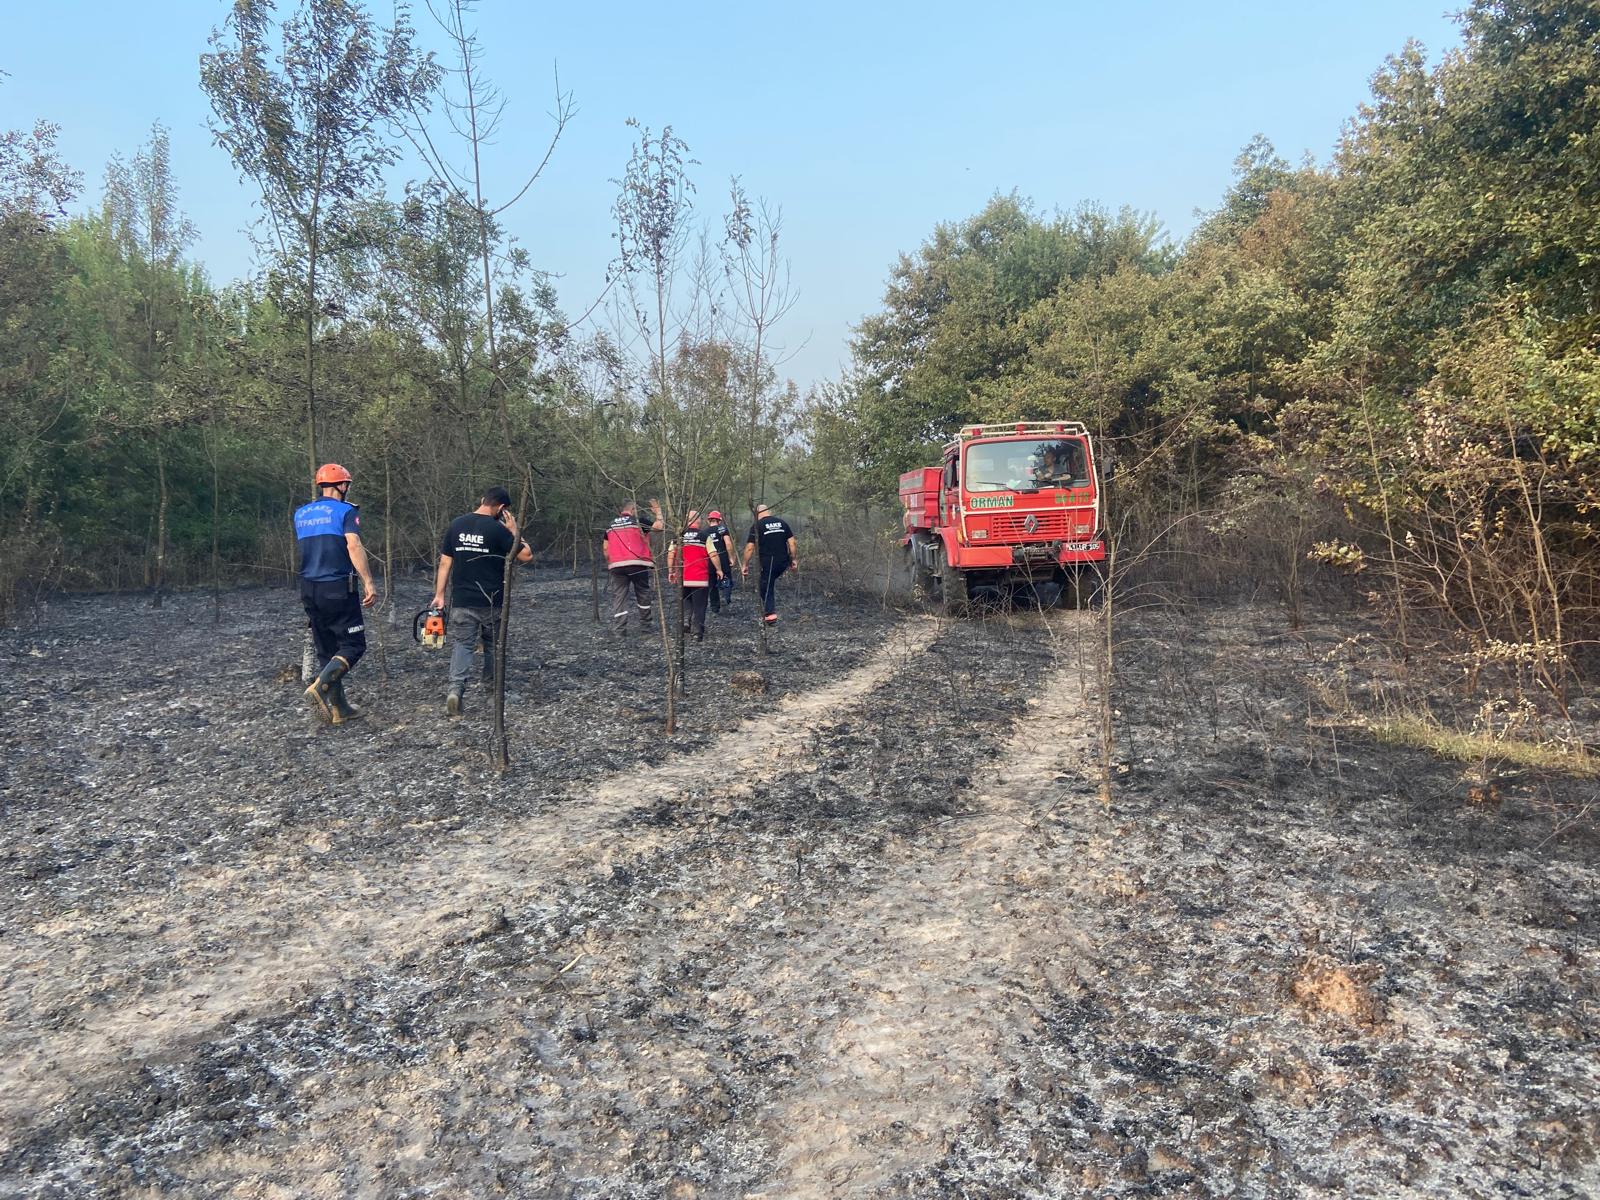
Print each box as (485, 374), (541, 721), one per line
(446, 685), (464, 718)
(304, 655), (350, 724)
(328, 679), (362, 725)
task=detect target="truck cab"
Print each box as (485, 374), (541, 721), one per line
(900, 421), (1106, 611)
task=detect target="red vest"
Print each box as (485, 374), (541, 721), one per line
(679, 527), (712, 587)
(605, 513), (652, 569)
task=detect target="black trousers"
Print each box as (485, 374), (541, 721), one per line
(301, 578), (366, 670)
(683, 586), (710, 637)
(708, 563), (731, 612)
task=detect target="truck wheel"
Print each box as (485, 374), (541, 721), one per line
(938, 558), (968, 616)
(906, 537), (934, 604)
(1053, 571), (1078, 610)
(1022, 578), (1063, 610)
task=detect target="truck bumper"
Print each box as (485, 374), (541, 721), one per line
(952, 540), (1106, 568)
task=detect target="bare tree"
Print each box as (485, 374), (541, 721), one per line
(613, 122), (708, 732)
(723, 181), (799, 513)
(721, 185), (802, 655)
(402, 0), (575, 767)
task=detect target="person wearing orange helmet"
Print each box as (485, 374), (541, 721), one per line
(295, 462), (378, 724)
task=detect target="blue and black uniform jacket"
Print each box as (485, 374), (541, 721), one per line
(294, 498), (360, 582)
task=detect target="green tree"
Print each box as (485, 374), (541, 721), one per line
(200, 0), (437, 484)
(0, 120), (81, 619)
(101, 123), (200, 604)
(848, 195), (1169, 491)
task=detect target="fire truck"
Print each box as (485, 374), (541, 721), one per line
(898, 421), (1107, 612)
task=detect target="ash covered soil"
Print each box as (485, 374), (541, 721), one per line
(1, 578), (1596, 1198)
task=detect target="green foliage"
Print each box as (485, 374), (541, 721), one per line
(201, 0), (438, 477)
(834, 0), (1599, 659)
(845, 194), (1170, 492)
(5, 0), (1599, 673)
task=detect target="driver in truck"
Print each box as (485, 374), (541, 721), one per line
(1034, 441), (1082, 487)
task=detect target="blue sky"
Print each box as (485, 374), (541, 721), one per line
(4, 1), (1462, 392)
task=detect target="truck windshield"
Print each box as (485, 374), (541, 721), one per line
(964, 438), (1088, 491)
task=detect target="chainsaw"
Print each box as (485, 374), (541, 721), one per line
(413, 605), (447, 649)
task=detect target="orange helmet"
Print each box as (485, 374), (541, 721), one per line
(315, 462), (353, 486)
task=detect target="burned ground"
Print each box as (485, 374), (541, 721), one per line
(0, 580), (1595, 1197)
(901, 607), (1600, 1198)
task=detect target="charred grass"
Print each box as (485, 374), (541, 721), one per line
(1, 579), (1051, 1196)
(2, 586), (1597, 1197)
(901, 603), (1600, 1198)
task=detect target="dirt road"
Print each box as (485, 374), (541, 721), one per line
(2, 581), (1595, 1197)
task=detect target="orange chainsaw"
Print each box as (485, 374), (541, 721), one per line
(413, 605), (446, 649)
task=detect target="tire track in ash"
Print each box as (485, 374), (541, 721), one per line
(742, 623), (1101, 1197)
(0, 618), (937, 1138)
(12, 614), (1089, 1198)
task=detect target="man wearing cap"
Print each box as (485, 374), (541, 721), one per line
(705, 509), (736, 614)
(741, 503), (798, 626)
(431, 486), (534, 717)
(295, 462), (378, 724)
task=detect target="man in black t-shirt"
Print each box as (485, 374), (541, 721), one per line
(431, 487), (533, 716)
(705, 509), (736, 614)
(740, 503), (798, 625)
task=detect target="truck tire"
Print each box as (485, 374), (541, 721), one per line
(938, 556), (968, 616)
(907, 535), (936, 604)
(1021, 577), (1064, 610)
(1051, 570), (1077, 610)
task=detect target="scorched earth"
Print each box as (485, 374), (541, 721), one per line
(1, 577), (1596, 1198)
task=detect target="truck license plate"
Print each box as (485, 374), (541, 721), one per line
(1065, 541), (1101, 552)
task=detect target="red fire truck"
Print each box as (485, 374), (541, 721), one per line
(899, 421), (1107, 612)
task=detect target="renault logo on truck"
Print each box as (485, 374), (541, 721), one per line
(1022, 513), (1038, 534)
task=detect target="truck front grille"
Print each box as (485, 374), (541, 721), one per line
(987, 510), (1074, 543)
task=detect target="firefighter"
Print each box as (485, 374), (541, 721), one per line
(705, 509), (736, 614)
(667, 510), (726, 642)
(604, 498), (664, 637)
(740, 503), (798, 626)
(295, 463), (377, 724)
